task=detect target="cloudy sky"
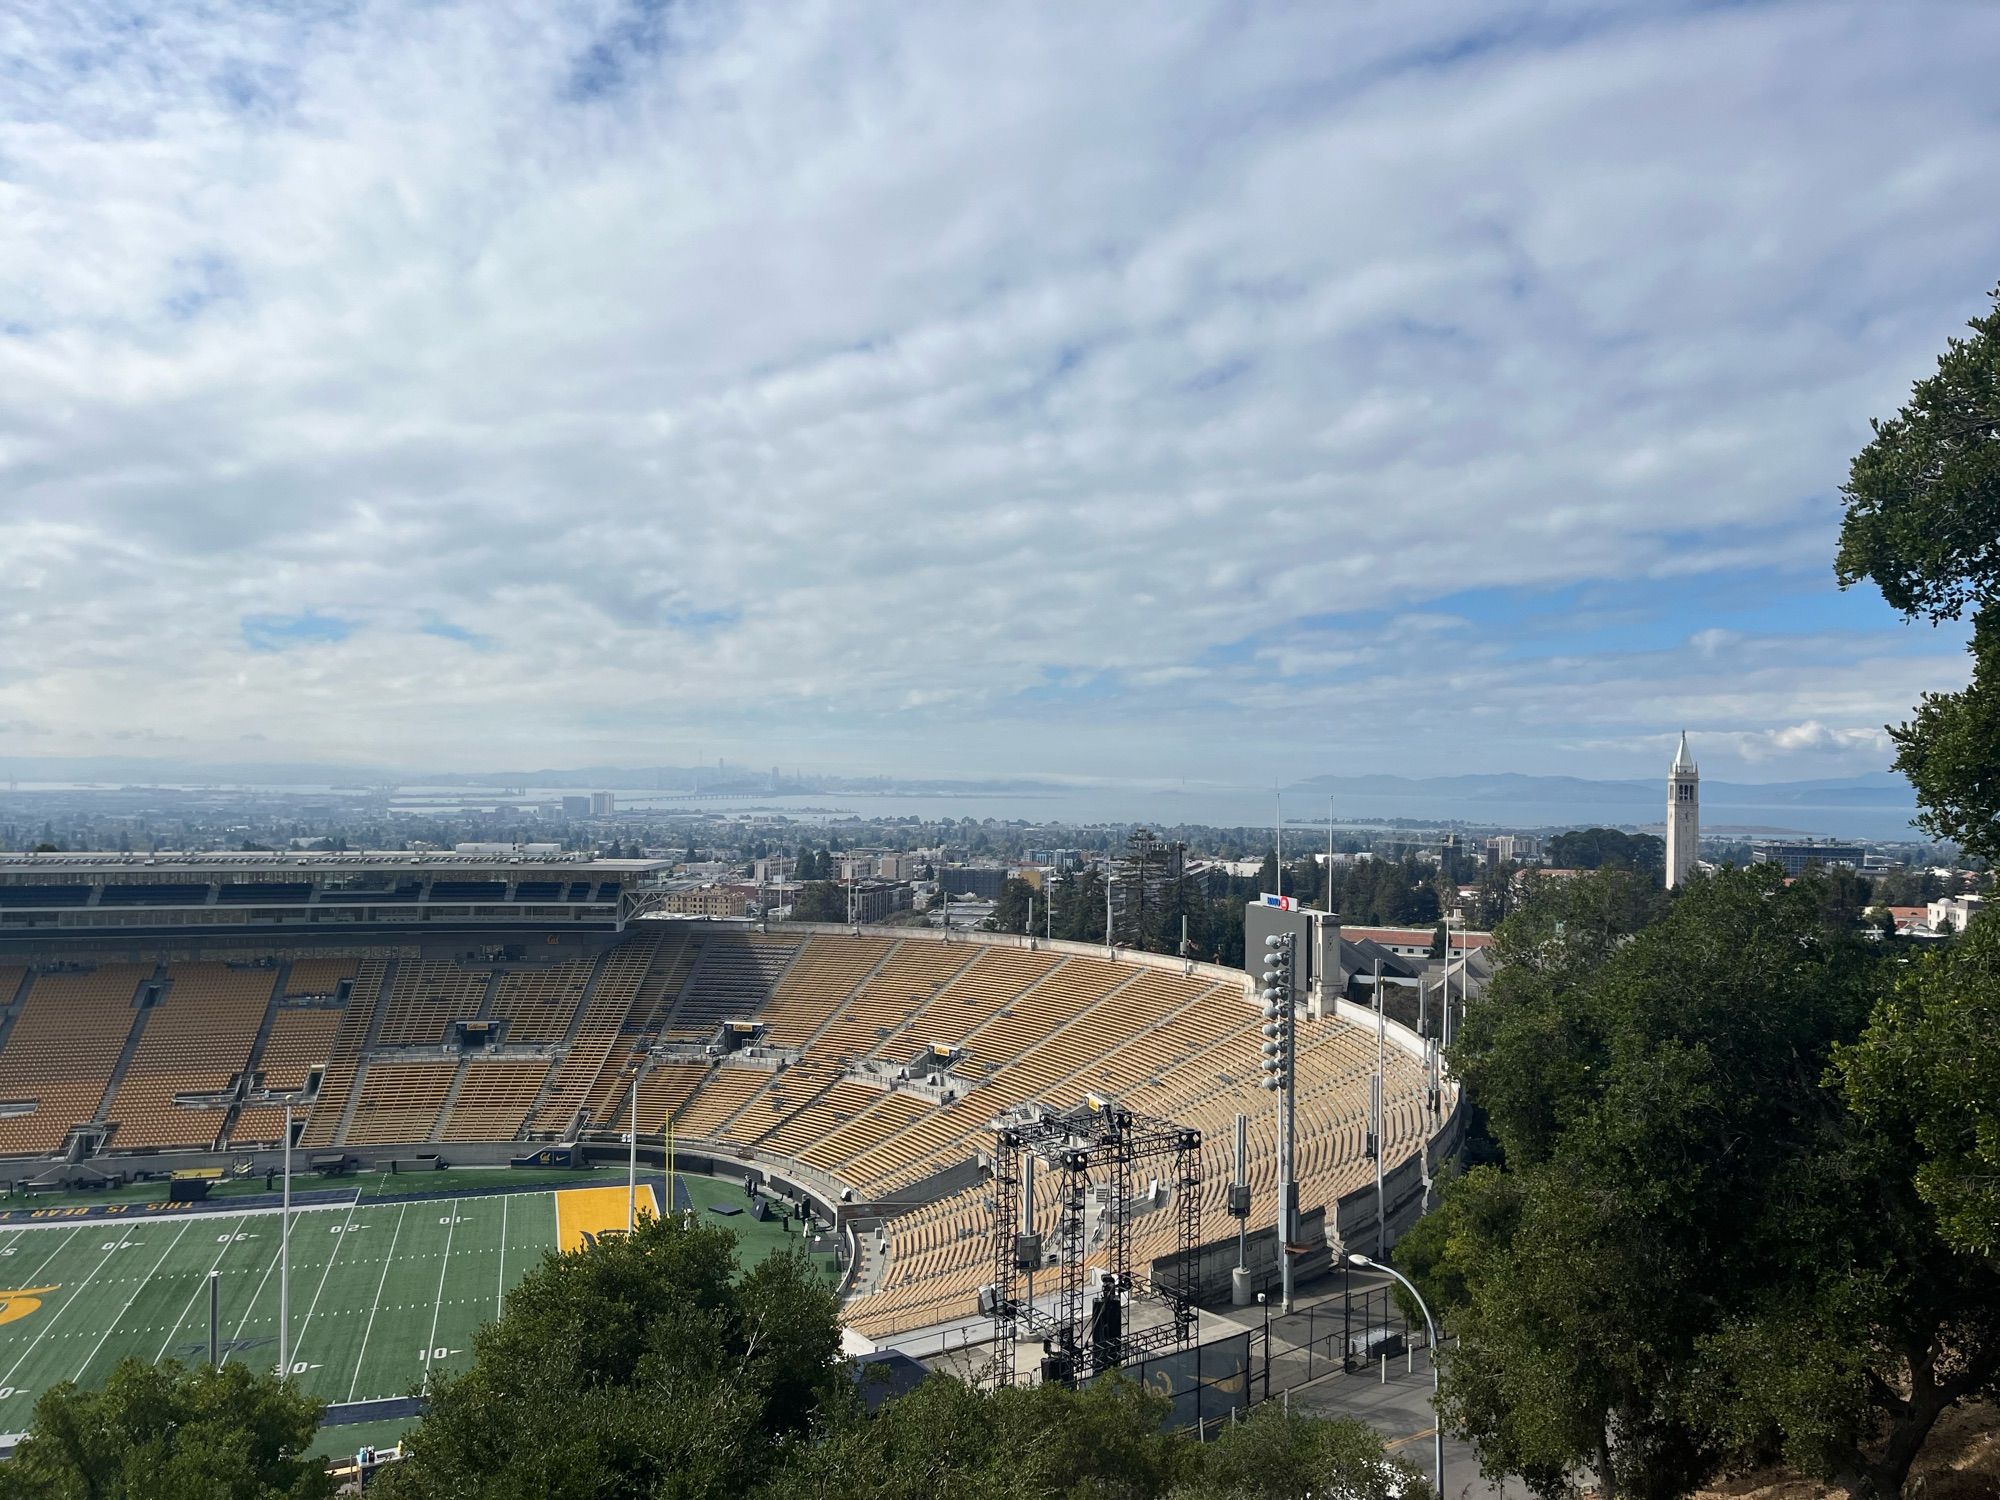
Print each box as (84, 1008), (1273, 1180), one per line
(3, 1), (1997, 786)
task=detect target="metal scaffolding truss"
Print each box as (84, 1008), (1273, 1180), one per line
(985, 1100), (1202, 1387)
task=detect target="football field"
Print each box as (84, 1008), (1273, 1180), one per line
(0, 1173), (827, 1432)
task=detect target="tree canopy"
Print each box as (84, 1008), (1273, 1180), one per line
(1543, 828), (1664, 877)
(369, 1208), (1428, 1499)
(788, 880), (846, 923)
(0, 1358), (330, 1500)
(375, 1213), (845, 1499)
(1401, 866), (1999, 1499)
(1836, 283), (2000, 856)
(1839, 911), (2000, 1263)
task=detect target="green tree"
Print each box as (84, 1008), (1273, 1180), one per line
(1544, 828), (1665, 877)
(1836, 284), (2000, 857)
(378, 1213), (843, 1500)
(1410, 867), (2000, 1498)
(1839, 911), (2000, 1262)
(1173, 1404), (1431, 1500)
(0, 1358), (330, 1500)
(1052, 867), (1107, 942)
(1815, 863), (1874, 936)
(789, 881), (846, 923)
(767, 1373), (1181, 1500)
(987, 876), (1036, 935)
(1872, 868), (1945, 907)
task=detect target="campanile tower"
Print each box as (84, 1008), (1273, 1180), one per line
(1667, 731), (1699, 890)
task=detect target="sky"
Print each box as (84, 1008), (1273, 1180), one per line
(2, 1), (1997, 788)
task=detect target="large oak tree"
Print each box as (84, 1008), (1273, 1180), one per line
(1401, 867), (1999, 1499)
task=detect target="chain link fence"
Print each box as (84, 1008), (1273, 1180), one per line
(1249, 1281), (1434, 1402)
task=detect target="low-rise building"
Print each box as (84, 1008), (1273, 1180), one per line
(852, 880), (913, 924)
(1484, 834), (1540, 865)
(1751, 839), (1864, 876)
(938, 865), (1009, 901)
(1342, 925), (1496, 959)
(1926, 894), (1985, 933)
(658, 884), (752, 919)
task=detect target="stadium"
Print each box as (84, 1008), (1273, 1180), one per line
(0, 850), (1458, 1444)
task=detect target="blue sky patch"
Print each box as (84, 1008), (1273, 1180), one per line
(241, 611), (353, 653)
(419, 616), (490, 648)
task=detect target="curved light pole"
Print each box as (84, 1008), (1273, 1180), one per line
(1349, 1253), (1443, 1499)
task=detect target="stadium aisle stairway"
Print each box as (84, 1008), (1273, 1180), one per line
(105, 962), (279, 1150)
(0, 964), (150, 1155)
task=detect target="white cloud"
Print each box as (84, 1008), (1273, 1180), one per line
(1743, 721), (1896, 759)
(0, 1), (1994, 781)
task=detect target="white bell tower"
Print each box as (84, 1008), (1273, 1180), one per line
(1666, 731), (1699, 890)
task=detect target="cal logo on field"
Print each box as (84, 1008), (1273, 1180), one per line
(0, 1287), (58, 1327)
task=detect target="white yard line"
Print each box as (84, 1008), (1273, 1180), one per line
(78, 1217), (193, 1380)
(1, 1230), (124, 1389)
(289, 1194), (365, 1365)
(496, 1194), (508, 1319)
(2, 1226), (82, 1294)
(229, 1225), (286, 1349)
(346, 1203), (407, 1404)
(0, 1227), (85, 1405)
(421, 1202), (463, 1383)
(155, 1214), (249, 1362)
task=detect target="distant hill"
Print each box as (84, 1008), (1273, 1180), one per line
(1285, 769), (1916, 809)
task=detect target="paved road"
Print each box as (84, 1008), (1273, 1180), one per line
(1276, 1359), (1531, 1500)
(1201, 1270), (1537, 1500)
(899, 1266), (1539, 1497)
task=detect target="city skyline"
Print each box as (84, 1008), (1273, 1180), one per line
(5, 3), (1998, 784)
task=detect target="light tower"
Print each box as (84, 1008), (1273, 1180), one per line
(1667, 731), (1699, 890)
(1259, 933), (1298, 1312)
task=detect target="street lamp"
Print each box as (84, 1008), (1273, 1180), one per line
(1256, 1290), (1269, 1397)
(1349, 1253), (1442, 1499)
(628, 1053), (657, 1232)
(241, 1086), (311, 1381)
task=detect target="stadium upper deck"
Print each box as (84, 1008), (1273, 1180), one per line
(0, 851), (667, 938)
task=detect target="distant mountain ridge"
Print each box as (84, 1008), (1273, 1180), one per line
(1285, 770), (1916, 810)
(0, 752), (1904, 812)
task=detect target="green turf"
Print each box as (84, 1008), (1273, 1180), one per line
(0, 1174), (834, 1434)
